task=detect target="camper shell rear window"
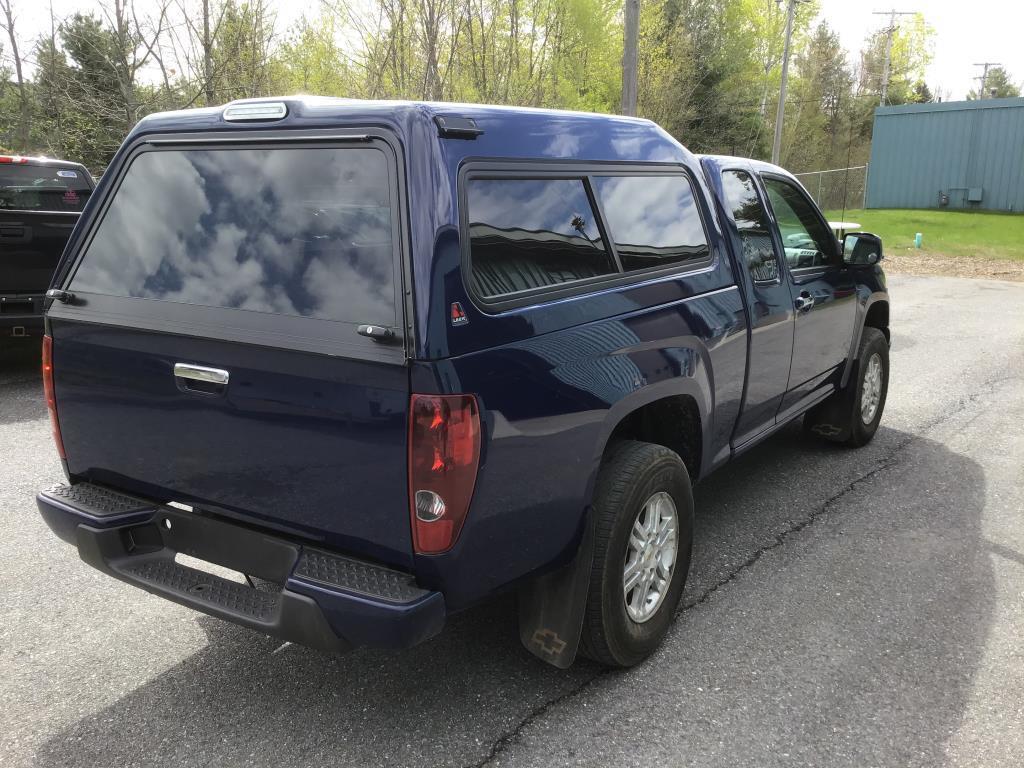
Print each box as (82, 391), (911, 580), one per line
(70, 145), (398, 327)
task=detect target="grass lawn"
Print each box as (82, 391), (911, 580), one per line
(823, 209), (1024, 262)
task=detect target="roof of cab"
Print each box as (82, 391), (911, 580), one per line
(128, 96), (694, 165)
(699, 153), (798, 179)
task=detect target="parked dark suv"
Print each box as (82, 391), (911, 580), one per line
(36, 98), (889, 668)
(0, 155), (94, 338)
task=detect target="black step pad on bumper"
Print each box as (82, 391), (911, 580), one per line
(41, 483), (157, 523)
(293, 550), (430, 604)
(122, 558), (280, 621)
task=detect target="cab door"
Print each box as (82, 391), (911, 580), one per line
(759, 174), (857, 417)
(710, 164), (794, 447)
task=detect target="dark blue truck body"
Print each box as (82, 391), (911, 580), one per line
(36, 98), (888, 665)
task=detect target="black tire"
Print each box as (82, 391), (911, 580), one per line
(805, 327), (889, 447)
(579, 440), (694, 667)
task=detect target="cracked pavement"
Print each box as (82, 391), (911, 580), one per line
(2, 274), (1023, 767)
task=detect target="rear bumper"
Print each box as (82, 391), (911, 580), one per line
(37, 482), (445, 653)
(0, 294), (44, 336)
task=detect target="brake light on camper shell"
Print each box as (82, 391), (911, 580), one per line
(408, 394), (481, 554)
(0, 155), (29, 164)
(41, 335), (66, 459)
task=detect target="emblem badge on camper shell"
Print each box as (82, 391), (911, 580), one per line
(450, 302), (468, 326)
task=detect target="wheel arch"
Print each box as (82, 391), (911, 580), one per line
(864, 298), (890, 344)
(841, 291), (889, 389)
(587, 376), (710, 502)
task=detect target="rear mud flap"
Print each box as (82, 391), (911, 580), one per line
(517, 511), (595, 668)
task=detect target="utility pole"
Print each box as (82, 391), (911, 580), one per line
(872, 9), (917, 106)
(621, 0), (640, 116)
(973, 62), (1001, 99)
(772, 0), (807, 165)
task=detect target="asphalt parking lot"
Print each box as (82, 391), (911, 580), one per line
(2, 273), (1022, 768)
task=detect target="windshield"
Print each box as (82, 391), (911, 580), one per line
(0, 164), (92, 212)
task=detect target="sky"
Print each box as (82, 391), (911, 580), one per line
(6, 0), (1024, 102)
(817, 0), (1024, 101)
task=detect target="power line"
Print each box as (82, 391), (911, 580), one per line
(872, 9), (917, 106)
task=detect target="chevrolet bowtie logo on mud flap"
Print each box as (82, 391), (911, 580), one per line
(530, 628), (567, 657)
(812, 423), (843, 437)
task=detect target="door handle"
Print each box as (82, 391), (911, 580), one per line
(794, 291), (815, 313)
(173, 363), (229, 386)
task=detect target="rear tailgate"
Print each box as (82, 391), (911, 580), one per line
(47, 135), (414, 567)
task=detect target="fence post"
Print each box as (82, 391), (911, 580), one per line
(862, 163), (869, 210)
(817, 173), (824, 207)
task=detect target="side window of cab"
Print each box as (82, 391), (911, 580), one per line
(761, 176), (839, 271)
(721, 170), (780, 283)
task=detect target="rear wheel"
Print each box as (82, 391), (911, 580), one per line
(580, 441), (694, 667)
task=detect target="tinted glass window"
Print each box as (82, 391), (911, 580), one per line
(71, 147), (396, 325)
(721, 170), (780, 282)
(762, 177), (838, 270)
(466, 178), (615, 299)
(0, 164), (91, 211)
(592, 175), (709, 272)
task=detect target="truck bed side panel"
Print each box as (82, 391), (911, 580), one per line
(411, 284), (746, 609)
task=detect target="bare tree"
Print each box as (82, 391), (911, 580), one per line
(165, 0), (229, 107)
(202, 0), (214, 103)
(44, 2), (62, 151)
(0, 0), (30, 150)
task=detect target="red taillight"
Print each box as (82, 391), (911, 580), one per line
(0, 155), (29, 164)
(41, 335), (66, 460)
(408, 394), (481, 554)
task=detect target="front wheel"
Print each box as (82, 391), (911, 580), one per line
(806, 327), (890, 446)
(580, 441), (694, 667)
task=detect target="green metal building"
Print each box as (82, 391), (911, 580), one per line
(866, 97), (1024, 211)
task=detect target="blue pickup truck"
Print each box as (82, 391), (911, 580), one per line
(36, 98), (889, 668)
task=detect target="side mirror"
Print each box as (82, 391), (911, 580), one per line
(842, 232), (883, 266)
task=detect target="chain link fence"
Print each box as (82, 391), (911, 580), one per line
(793, 165), (869, 212)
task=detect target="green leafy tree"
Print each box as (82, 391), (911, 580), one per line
(858, 12), (933, 106)
(782, 21), (854, 171)
(912, 80), (934, 103)
(968, 66), (1021, 100)
(273, 14), (352, 95)
(208, 0), (276, 101)
(0, 0), (945, 178)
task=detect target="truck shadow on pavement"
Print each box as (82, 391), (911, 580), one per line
(33, 426), (993, 768)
